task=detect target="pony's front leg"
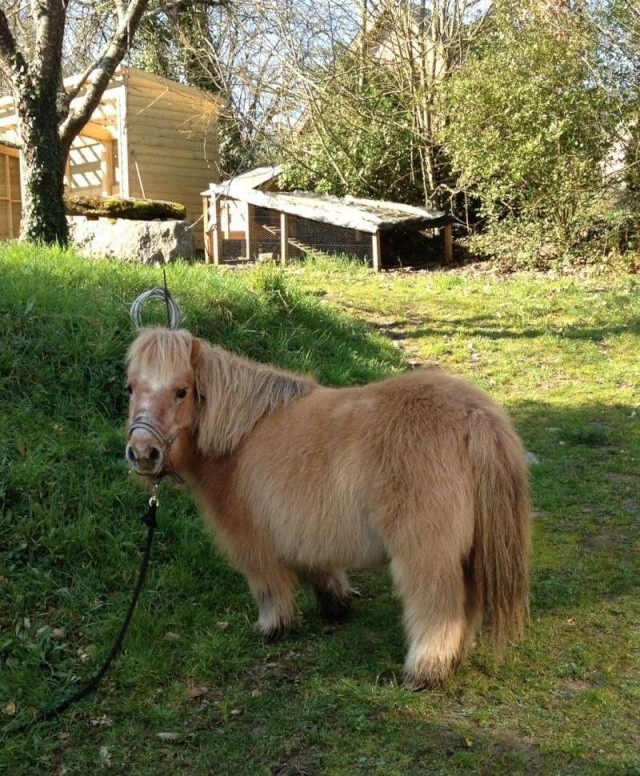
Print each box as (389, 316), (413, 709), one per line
(246, 563), (299, 640)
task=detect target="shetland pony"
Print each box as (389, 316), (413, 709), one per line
(125, 327), (530, 688)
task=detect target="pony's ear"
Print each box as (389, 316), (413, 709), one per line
(190, 337), (202, 369)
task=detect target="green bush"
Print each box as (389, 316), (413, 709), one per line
(279, 54), (426, 205)
(441, 1), (624, 267)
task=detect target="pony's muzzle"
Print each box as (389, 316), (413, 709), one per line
(126, 438), (164, 475)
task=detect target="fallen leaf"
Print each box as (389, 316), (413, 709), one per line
(4, 702), (16, 716)
(157, 732), (179, 741)
(90, 715), (113, 728)
(99, 745), (112, 766)
(187, 685), (208, 699)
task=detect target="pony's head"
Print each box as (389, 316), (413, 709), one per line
(125, 327), (201, 479)
(126, 326), (316, 478)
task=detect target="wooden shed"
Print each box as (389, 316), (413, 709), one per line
(0, 66), (221, 249)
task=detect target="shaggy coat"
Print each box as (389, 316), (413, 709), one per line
(126, 327), (531, 688)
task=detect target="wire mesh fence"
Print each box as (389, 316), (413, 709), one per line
(220, 206), (374, 265)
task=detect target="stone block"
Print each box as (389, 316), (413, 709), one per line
(68, 216), (193, 263)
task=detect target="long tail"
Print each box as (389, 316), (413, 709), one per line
(467, 407), (531, 649)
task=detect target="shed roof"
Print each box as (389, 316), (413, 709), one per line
(226, 165), (282, 190)
(203, 183), (450, 234)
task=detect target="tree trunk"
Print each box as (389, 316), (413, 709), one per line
(15, 88), (68, 245)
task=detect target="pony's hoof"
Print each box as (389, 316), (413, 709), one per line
(317, 595), (352, 622)
(402, 668), (445, 691)
(254, 621), (293, 642)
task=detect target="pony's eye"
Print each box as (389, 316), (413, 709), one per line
(175, 387), (188, 400)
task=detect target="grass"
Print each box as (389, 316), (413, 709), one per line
(0, 244), (638, 774)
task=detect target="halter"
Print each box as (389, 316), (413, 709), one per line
(128, 287), (185, 484)
(128, 418), (179, 456)
(128, 418), (185, 485)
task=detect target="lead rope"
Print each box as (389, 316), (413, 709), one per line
(3, 285), (180, 740)
(1, 488), (159, 741)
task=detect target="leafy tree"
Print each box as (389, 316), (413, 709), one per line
(280, 53), (426, 204)
(279, 0), (489, 208)
(442, 1), (615, 248)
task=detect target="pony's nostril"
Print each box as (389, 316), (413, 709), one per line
(148, 446), (161, 463)
(126, 444), (137, 464)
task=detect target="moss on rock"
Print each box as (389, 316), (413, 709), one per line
(65, 195), (187, 221)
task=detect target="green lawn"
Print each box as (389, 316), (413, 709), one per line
(1, 245), (638, 774)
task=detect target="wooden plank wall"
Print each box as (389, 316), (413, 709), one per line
(125, 72), (220, 251)
(0, 144), (21, 239)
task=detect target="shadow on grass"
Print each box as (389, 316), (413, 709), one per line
(395, 318), (639, 343)
(511, 400), (639, 619)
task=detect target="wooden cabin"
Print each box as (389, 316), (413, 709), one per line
(0, 67), (221, 249)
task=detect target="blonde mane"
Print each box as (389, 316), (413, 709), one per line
(127, 327), (194, 377)
(195, 339), (316, 456)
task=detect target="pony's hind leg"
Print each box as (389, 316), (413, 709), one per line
(246, 563), (299, 641)
(303, 569), (353, 621)
(392, 553), (468, 689)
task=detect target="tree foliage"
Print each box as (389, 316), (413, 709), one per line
(279, 53), (426, 204)
(442, 2), (613, 228)
(435, 0), (638, 265)
(278, 0), (488, 208)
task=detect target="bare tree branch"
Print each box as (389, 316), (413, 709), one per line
(60, 0), (150, 146)
(0, 8), (28, 82)
(142, 0), (229, 22)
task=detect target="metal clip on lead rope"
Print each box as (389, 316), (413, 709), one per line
(144, 483), (159, 528)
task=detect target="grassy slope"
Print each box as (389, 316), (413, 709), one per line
(0, 246), (638, 774)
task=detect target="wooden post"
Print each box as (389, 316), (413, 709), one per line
(203, 192), (222, 265)
(5, 154), (12, 238)
(212, 196), (222, 266)
(245, 202), (257, 260)
(65, 155), (72, 193)
(100, 140), (114, 196)
(443, 223), (453, 264)
(371, 230), (382, 272)
(202, 195), (211, 263)
(280, 211), (289, 266)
